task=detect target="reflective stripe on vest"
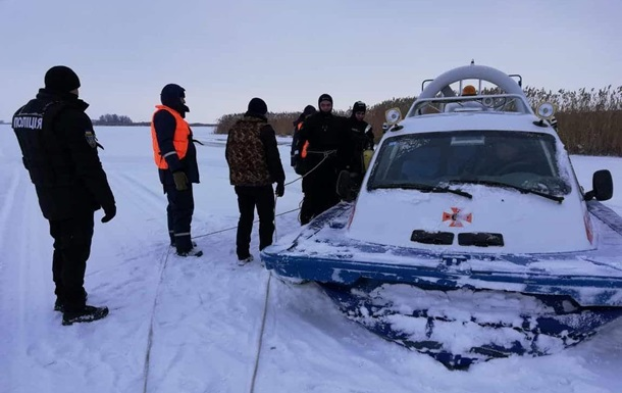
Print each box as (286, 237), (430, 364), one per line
(150, 105), (190, 169)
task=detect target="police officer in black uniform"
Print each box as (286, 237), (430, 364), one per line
(11, 65), (115, 326)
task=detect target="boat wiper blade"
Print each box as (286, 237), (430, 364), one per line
(370, 182), (472, 199)
(449, 179), (564, 203)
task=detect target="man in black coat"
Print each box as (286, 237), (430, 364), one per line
(226, 98), (285, 264)
(345, 101), (375, 181)
(295, 93), (349, 225)
(11, 65), (115, 326)
(151, 84), (202, 257)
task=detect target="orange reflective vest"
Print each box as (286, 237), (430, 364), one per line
(150, 105), (190, 170)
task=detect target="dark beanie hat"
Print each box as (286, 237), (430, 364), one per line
(45, 66), (81, 93)
(318, 93), (333, 106)
(248, 97), (268, 115)
(160, 84), (186, 104)
(353, 101), (366, 113)
(160, 83), (189, 114)
(303, 105), (316, 116)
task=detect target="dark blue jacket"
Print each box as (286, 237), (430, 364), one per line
(12, 89), (115, 220)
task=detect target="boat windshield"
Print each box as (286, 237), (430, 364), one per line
(367, 131), (571, 196)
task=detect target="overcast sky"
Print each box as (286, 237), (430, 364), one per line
(1, 0), (620, 123)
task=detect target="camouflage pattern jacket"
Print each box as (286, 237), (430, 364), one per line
(225, 114), (285, 187)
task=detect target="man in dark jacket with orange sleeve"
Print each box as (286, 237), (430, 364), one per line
(291, 104), (316, 167)
(226, 98), (285, 264)
(151, 84), (202, 257)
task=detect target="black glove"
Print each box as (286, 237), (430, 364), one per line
(275, 182), (285, 197)
(173, 171), (189, 191)
(101, 204), (116, 223)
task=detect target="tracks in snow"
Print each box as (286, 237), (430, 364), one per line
(0, 167), (55, 392)
(139, 220), (278, 393)
(142, 245), (172, 393)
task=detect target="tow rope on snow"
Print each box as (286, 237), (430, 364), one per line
(191, 207), (299, 240)
(145, 149), (338, 391)
(249, 271), (272, 393)
(140, 227), (274, 393)
(142, 244), (172, 393)
(192, 150), (337, 240)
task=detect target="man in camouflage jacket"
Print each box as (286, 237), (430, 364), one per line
(225, 98), (285, 263)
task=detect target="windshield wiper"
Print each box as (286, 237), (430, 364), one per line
(370, 182), (472, 199)
(449, 179), (564, 203)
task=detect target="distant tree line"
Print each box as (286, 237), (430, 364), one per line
(93, 114), (133, 126)
(214, 85), (622, 156)
(92, 113), (215, 127)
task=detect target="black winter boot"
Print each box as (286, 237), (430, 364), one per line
(176, 246), (203, 257)
(171, 241), (197, 248)
(62, 305), (109, 326)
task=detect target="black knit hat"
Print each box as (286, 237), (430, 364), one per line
(353, 101), (366, 113)
(248, 97), (268, 115)
(303, 105), (316, 116)
(44, 66), (81, 93)
(161, 84), (186, 104)
(160, 83), (189, 114)
(318, 93), (333, 106)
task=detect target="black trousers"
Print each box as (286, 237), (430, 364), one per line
(300, 165), (340, 225)
(234, 185), (275, 259)
(300, 192), (340, 225)
(164, 183), (195, 252)
(50, 211), (94, 311)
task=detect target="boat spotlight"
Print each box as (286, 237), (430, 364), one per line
(482, 97), (495, 107)
(536, 102), (556, 120)
(385, 107), (402, 125)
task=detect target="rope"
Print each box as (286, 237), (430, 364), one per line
(248, 192), (283, 393)
(191, 207), (299, 240)
(191, 150), (336, 240)
(151, 151), (337, 392)
(284, 149), (336, 186)
(273, 196), (278, 240)
(142, 246), (171, 393)
(198, 150), (337, 392)
(144, 149), (339, 392)
(249, 272), (272, 393)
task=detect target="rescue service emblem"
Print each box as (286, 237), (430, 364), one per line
(442, 207), (472, 227)
(85, 130), (97, 148)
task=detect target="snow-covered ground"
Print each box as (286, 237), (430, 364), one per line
(1, 125), (621, 393)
